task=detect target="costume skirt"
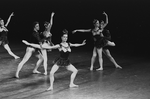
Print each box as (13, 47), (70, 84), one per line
(0, 36), (9, 45)
(54, 57), (70, 67)
(94, 38), (108, 49)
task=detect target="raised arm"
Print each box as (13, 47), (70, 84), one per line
(102, 12), (108, 28)
(72, 29), (91, 34)
(47, 12), (55, 31)
(70, 40), (86, 47)
(5, 12), (14, 27)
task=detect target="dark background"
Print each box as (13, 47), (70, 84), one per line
(0, 0), (150, 56)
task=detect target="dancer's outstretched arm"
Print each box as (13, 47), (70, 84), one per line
(22, 40), (59, 49)
(47, 12), (55, 32)
(102, 12), (108, 28)
(42, 44), (60, 49)
(5, 12), (14, 27)
(72, 29), (91, 34)
(70, 40), (86, 47)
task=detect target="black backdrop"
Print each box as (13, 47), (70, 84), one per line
(1, 0), (150, 56)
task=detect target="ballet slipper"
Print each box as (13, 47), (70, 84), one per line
(90, 67), (93, 71)
(33, 70), (41, 74)
(96, 68), (103, 71)
(15, 74), (19, 79)
(115, 65), (122, 69)
(46, 87), (53, 91)
(14, 56), (20, 59)
(69, 84), (79, 88)
(43, 72), (48, 75)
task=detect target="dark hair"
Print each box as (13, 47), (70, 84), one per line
(93, 19), (99, 24)
(61, 29), (68, 37)
(44, 21), (49, 27)
(63, 29), (68, 34)
(33, 21), (39, 28)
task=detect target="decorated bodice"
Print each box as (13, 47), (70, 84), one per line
(92, 28), (103, 42)
(58, 42), (71, 59)
(0, 26), (8, 37)
(42, 31), (53, 45)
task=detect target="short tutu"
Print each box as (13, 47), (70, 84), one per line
(53, 57), (71, 67)
(94, 38), (108, 49)
(0, 36), (9, 45)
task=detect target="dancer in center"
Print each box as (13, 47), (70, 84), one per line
(72, 12), (122, 71)
(23, 29), (86, 91)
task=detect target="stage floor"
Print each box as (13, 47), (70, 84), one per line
(0, 45), (150, 99)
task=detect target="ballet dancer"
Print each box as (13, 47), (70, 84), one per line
(38, 12), (55, 75)
(23, 29), (86, 91)
(15, 12), (55, 78)
(72, 12), (122, 71)
(0, 12), (20, 59)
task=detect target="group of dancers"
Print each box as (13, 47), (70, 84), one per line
(0, 11), (122, 91)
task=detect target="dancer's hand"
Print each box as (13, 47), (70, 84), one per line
(51, 12), (55, 16)
(72, 30), (77, 34)
(103, 11), (107, 16)
(22, 40), (30, 45)
(10, 12), (14, 17)
(82, 40), (86, 45)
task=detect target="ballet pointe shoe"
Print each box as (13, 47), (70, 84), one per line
(14, 56), (20, 59)
(43, 72), (47, 75)
(46, 87), (53, 91)
(69, 84), (79, 88)
(15, 74), (19, 79)
(90, 67), (93, 71)
(33, 70), (41, 74)
(96, 67), (103, 71)
(115, 65), (122, 69)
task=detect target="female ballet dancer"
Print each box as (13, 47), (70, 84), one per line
(23, 29), (86, 91)
(0, 12), (20, 59)
(15, 12), (55, 78)
(72, 12), (122, 71)
(38, 12), (55, 75)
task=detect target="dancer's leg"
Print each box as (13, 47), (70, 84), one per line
(96, 48), (103, 70)
(15, 47), (35, 78)
(47, 64), (59, 91)
(66, 64), (78, 88)
(3, 44), (20, 59)
(103, 49), (122, 69)
(33, 52), (43, 74)
(41, 49), (48, 75)
(107, 41), (115, 46)
(22, 40), (41, 49)
(90, 47), (97, 71)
